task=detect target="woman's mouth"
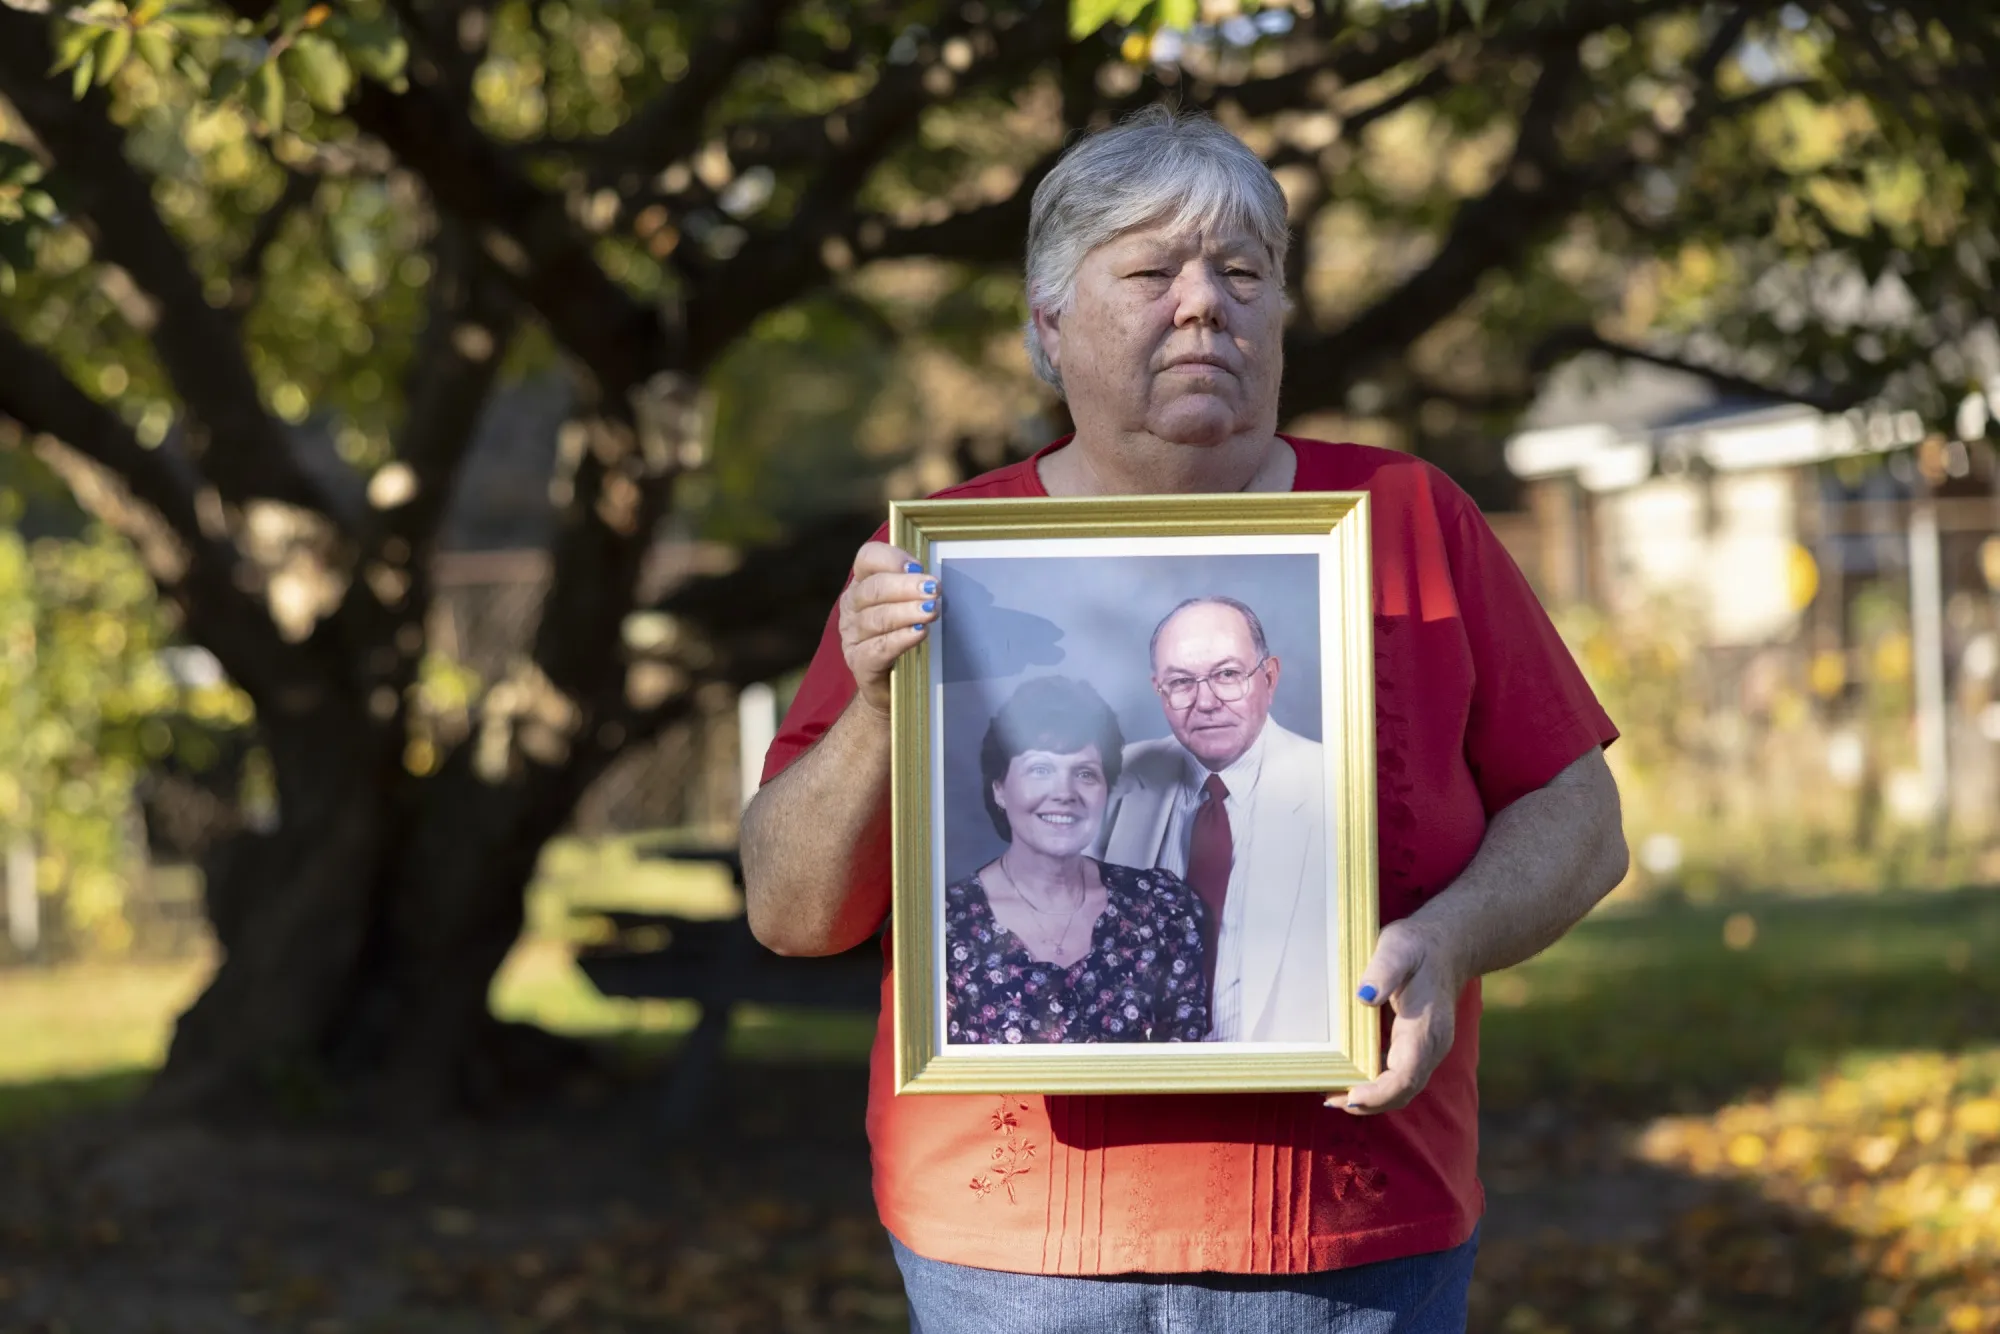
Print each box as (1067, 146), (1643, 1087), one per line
(1036, 812), (1079, 826)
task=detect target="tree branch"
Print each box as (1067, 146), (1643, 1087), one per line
(341, 70), (677, 389)
(684, 1), (1070, 354)
(381, 228), (521, 559)
(1279, 41), (1590, 420)
(1530, 324), (1871, 415)
(1278, 4), (1800, 422)
(580, 0), (796, 190)
(204, 0), (678, 392)
(0, 11), (345, 520)
(1224, 0), (1685, 119)
(230, 168), (320, 314)
(326, 223), (521, 664)
(0, 321), (309, 700)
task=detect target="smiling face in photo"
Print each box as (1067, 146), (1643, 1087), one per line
(1152, 602), (1279, 771)
(991, 746), (1110, 860)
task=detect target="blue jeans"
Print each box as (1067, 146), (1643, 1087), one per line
(890, 1227), (1479, 1333)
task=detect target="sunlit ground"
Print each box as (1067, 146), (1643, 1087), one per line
(2, 848), (1997, 1329)
(0, 955), (212, 1131)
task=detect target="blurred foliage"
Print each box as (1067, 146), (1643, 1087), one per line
(11, 0), (1999, 499)
(0, 484), (249, 953)
(1557, 584), (1983, 898)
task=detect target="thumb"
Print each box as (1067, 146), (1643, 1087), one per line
(1354, 922), (1428, 1008)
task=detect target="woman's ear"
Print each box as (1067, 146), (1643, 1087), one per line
(1031, 305), (1063, 374)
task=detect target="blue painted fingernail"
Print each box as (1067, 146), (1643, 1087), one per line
(1357, 985), (1378, 1003)
(911, 624), (926, 634)
(922, 580), (936, 595)
(905, 562), (923, 574)
(921, 600), (936, 612)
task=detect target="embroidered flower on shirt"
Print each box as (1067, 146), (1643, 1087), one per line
(969, 1097), (1038, 1203)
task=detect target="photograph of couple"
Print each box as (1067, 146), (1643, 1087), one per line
(932, 548), (1335, 1049)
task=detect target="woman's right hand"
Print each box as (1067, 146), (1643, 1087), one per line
(840, 541), (940, 718)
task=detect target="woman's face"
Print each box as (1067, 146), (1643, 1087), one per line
(991, 745), (1110, 861)
(1032, 218), (1284, 450)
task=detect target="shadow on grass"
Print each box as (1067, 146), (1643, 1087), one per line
(1470, 886), (2000, 1333)
(0, 1068), (151, 1136)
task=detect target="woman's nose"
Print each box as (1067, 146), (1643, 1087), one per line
(1172, 262), (1226, 326)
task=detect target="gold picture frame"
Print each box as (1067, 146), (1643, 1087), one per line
(889, 492), (1380, 1095)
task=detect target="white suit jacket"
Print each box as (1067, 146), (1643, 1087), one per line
(1094, 721), (1329, 1042)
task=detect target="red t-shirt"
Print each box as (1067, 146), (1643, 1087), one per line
(760, 437), (1618, 1275)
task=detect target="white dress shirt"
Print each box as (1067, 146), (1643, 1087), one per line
(1156, 728), (1268, 1042)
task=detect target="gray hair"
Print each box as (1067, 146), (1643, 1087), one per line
(1149, 596), (1271, 673)
(1023, 106), (1291, 395)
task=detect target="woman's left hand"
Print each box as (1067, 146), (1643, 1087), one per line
(1324, 919), (1465, 1115)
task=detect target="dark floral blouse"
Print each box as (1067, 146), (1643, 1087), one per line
(944, 860), (1211, 1045)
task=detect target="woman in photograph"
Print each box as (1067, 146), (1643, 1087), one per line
(945, 674), (1209, 1044)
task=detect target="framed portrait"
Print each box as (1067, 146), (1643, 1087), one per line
(888, 493), (1380, 1095)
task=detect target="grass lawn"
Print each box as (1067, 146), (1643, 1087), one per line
(1480, 886), (2000, 1118)
(0, 836), (878, 1130)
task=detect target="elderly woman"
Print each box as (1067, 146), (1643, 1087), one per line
(743, 107), (1626, 1333)
(947, 674), (1208, 1045)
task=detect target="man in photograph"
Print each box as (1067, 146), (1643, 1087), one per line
(1096, 595), (1329, 1043)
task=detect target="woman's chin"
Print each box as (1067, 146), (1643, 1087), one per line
(1146, 402), (1245, 447)
(1011, 834), (1094, 862)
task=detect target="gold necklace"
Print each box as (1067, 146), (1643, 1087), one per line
(991, 859), (1089, 959)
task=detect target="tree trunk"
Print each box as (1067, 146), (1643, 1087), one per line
(149, 706), (598, 1118)
(147, 503), (876, 1120)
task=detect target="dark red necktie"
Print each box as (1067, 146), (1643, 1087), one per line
(1185, 773), (1232, 990)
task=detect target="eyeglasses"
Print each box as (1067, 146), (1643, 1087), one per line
(1155, 658), (1268, 710)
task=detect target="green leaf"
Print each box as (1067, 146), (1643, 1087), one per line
(96, 27), (133, 85)
(0, 223), (31, 266)
(0, 143), (39, 187)
(160, 10), (234, 39)
(71, 45), (97, 99)
(280, 32), (350, 112)
(1464, 0), (1489, 23)
(50, 23), (99, 75)
(324, 15), (407, 81)
(1156, 0), (1196, 31)
(134, 28), (175, 72)
(1071, 0), (1144, 39)
(207, 57), (247, 99)
(253, 57), (285, 130)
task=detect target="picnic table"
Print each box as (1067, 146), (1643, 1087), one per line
(571, 845), (881, 1127)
